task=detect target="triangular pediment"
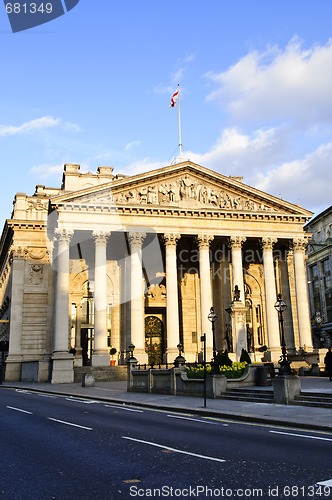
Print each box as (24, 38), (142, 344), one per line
(50, 161), (313, 218)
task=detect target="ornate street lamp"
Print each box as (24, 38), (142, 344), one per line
(128, 343), (135, 359)
(274, 294), (292, 375)
(208, 306), (218, 372)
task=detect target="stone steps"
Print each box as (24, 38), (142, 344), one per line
(292, 392), (332, 409)
(219, 388), (332, 408)
(219, 388), (274, 404)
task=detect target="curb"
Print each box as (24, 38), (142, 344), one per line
(2, 384), (332, 434)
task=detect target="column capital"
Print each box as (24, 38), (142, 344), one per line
(196, 234), (214, 249)
(128, 232), (146, 248)
(54, 228), (74, 244)
(292, 237), (309, 252)
(10, 245), (27, 260)
(229, 235), (246, 249)
(92, 230), (111, 245)
(261, 237), (277, 250)
(163, 233), (181, 247)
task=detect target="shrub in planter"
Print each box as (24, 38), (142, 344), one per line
(186, 361), (247, 379)
(215, 350), (233, 367)
(240, 348), (251, 364)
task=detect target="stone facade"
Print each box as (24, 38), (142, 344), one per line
(0, 161), (314, 383)
(305, 205), (332, 350)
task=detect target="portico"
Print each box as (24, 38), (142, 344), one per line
(0, 161), (314, 382)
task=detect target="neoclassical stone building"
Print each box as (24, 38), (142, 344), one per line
(0, 161), (314, 383)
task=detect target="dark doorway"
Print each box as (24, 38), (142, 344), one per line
(81, 328), (93, 366)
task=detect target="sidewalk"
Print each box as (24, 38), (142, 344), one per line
(2, 376), (332, 433)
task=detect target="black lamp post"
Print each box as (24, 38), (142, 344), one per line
(274, 294), (292, 375)
(208, 306), (218, 373)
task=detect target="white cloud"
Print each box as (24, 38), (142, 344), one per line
(125, 140), (141, 151)
(0, 116), (81, 137)
(254, 141), (332, 211)
(124, 158), (165, 176)
(29, 163), (64, 179)
(0, 116), (60, 137)
(184, 126), (288, 174)
(206, 38), (332, 126)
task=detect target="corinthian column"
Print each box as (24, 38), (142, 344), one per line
(128, 232), (148, 363)
(163, 233), (180, 361)
(92, 230), (111, 366)
(197, 234), (214, 353)
(261, 237), (280, 359)
(229, 236), (246, 301)
(229, 236), (247, 359)
(293, 238), (313, 350)
(52, 228), (74, 384)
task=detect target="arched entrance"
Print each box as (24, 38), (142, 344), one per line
(144, 316), (164, 365)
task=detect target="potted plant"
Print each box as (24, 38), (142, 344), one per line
(109, 347), (117, 366)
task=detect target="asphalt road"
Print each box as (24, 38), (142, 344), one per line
(0, 387), (331, 499)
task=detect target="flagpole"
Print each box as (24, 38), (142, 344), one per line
(177, 84), (182, 162)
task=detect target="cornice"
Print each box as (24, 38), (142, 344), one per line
(56, 203), (311, 224)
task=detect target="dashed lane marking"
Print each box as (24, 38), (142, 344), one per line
(167, 415), (217, 425)
(122, 436), (226, 462)
(270, 430), (332, 442)
(48, 418), (93, 430)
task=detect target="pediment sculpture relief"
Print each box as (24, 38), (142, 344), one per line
(111, 174), (278, 212)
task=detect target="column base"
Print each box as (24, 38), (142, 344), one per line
(51, 352), (74, 384)
(3, 355), (22, 382)
(132, 349), (148, 365)
(166, 348), (180, 364)
(92, 350), (110, 367)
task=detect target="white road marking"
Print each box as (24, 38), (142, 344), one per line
(7, 406), (32, 414)
(15, 389), (30, 394)
(104, 404), (144, 412)
(48, 418), (92, 430)
(167, 415), (217, 425)
(122, 436), (226, 462)
(316, 479), (332, 487)
(38, 394), (57, 399)
(65, 397), (99, 404)
(270, 430), (332, 442)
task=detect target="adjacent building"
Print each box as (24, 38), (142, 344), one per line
(0, 161), (314, 383)
(305, 206), (332, 350)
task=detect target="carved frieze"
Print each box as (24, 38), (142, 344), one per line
(77, 173), (280, 213)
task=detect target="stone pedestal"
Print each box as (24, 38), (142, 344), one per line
(206, 374), (227, 399)
(273, 375), (301, 405)
(82, 373), (95, 387)
(51, 353), (74, 384)
(92, 351), (110, 366)
(230, 301), (247, 360)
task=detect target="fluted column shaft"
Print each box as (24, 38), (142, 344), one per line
(54, 229), (73, 353)
(164, 234), (180, 359)
(128, 232), (147, 362)
(262, 237), (280, 354)
(229, 236), (246, 301)
(92, 231), (111, 363)
(293, 238), (313, 350)
(197, 235), (214, 349)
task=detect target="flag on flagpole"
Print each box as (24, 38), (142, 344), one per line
(169, 88), (179, 108)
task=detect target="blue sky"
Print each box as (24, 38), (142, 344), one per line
(1, 0), (332, 226)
